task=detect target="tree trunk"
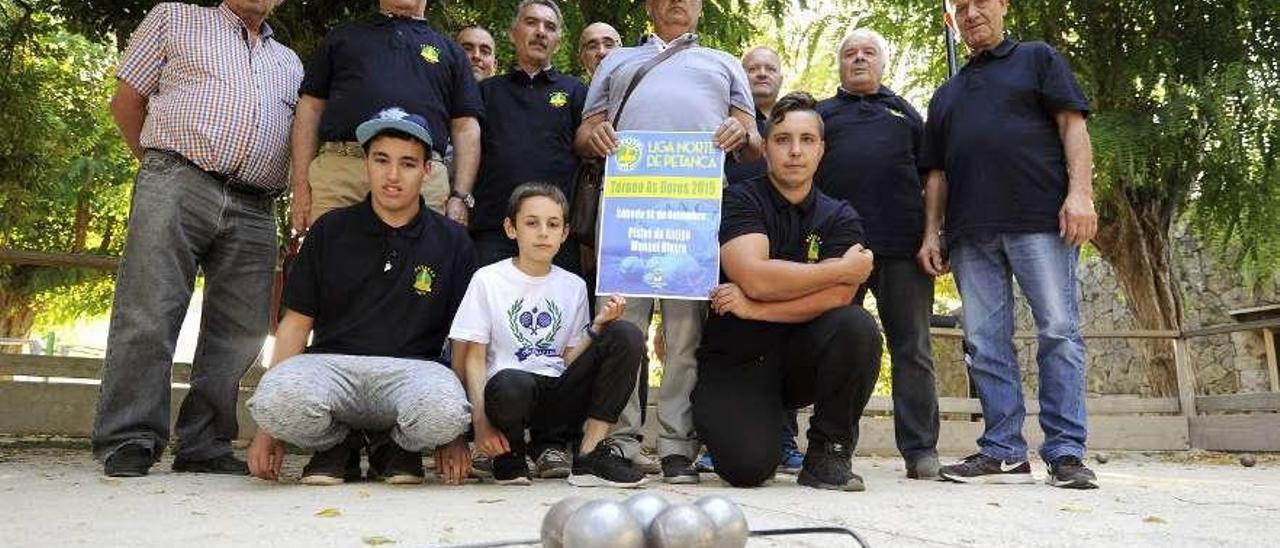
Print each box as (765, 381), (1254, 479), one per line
(1093, 190), (1183, 396)
(0, 270), (37, 351)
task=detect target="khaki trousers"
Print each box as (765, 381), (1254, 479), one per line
(308, 142), (449, 222)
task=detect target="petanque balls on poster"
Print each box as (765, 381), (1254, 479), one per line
(623, 491), (671, 531)
(648, 503), (717, 548)
(540, 496), (591, 548)
(694, 495), (749, 548)
(562, 500), (646, 548)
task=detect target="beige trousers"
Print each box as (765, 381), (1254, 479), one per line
(308, 142), (449, 222)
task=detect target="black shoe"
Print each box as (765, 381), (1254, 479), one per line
(568, 445), (647, 488)
(301, 444), (356, 486)
(797, 441), (864, 492)
(661, 454), (700, 485)
(492, 452), (531, 486)
(104, 444), (153, 478)
(1047, 456), (1099, 489)
(938, 453), (1035, 485)
(172, 454), (249, 476)
(368, 443), (424, 485)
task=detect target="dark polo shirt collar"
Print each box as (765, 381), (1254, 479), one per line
(354, 194), (428, 238)
(835, 85), (895, 101)
(965, 37), (1018, 64)
(507, 66), (562, 84)
(765, 179), (817, 214)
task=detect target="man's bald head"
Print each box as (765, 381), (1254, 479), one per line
(742, 46), (783, 114)
(578, 22), (621, 77)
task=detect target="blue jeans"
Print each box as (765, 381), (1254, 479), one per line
(92, 151), (277, 462)
(950, 232), (1087, 463)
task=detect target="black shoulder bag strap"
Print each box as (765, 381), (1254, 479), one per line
(610, 34), (698, 126)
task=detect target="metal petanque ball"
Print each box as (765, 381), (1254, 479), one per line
(540, 496), (591, 548)
(648, 503), (717, 548)
(1241, 454), (1258, 467)
(623, 492), (670, 531)
(694, 495), (749, 548)
(1094, 453), (1110, 464)
(562, 500), (646, 548)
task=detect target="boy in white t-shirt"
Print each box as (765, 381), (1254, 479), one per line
(450, 182), (647, 487)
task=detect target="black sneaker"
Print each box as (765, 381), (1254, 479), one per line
(1047, 456), (1099, 490)
(172, 454), (249, 476)
(661, 454), (700, 484)
(368, 443), (424, 485)
(568, 445), (647, 488)
(104, 444), (153, 478)
(534, 448), (572, 479)
(492, 452), (531, 486)
(797, 442), (864, 492)
(938, 453), (1035, 485)
(301, 444), (356, 486)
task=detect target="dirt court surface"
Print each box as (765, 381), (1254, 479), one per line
(0, 443), (1276, 548)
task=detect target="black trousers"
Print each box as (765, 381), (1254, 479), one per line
(484, 321), (644, 458)
(854, 255), (940, 463)
(693, 305), (882, 487)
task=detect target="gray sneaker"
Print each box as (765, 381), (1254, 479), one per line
(535, 448), (572, 479)
(630, 451), (662, 475)
(906, 455), (941, 480)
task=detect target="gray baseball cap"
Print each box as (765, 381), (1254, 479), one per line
(356, 107), (434, 149)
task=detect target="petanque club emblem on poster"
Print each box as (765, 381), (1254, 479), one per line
(615, 137), (643, 173)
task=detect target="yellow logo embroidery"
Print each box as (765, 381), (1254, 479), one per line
(420, 45), (440, 64)
(412, 265), (436, 295)
(886, 107), (906, 119)
(548, 90), (569, 108)
(805, 234), (822, 263)
(615, 137), (643, 172)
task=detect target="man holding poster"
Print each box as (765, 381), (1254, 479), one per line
(694, 92), (882, 491)
(575, 0), (761, 483)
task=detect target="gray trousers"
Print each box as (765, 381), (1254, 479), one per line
(91, 151), (277, 462)
(606, 298), (705, 459)
(246, 354), (471, 452)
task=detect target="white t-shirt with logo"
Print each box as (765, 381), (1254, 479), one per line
(449, 259), (591, 380)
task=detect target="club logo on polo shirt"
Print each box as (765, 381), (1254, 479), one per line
(412, 265), (436, 295)
(885, 106), (907, 119)
(420, 44), (440, 64)
(805, 233), (822, 263)
(548, 90), (569, 108)
(506, 298), (564, 361)
(615, 137), (643, 173)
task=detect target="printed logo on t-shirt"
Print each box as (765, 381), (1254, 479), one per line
(412, 265), (436, 295)
(506, 298), (564, 361)
(548, 90), (569, 108)
(420, 44), (440, 64)
(805, 233), (822, 263)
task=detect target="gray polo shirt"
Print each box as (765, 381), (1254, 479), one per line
(583, 34), (754, 131)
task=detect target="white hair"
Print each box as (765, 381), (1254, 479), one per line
(838, 28), (891, 71)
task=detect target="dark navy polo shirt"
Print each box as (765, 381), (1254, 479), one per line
(723, 108), (768, 185)
(698, 176), (866, 364)
(284, 196), (478, 361)
(920, 39), (1090, 243)
(471, 68), (587, 232)
(299, 13), (484, 156)
(816, 86), (925, 258)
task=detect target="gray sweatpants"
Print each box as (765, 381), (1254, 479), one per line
(247, 354), (471, 452)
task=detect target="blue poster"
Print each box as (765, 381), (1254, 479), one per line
(596, 131), (724, 300)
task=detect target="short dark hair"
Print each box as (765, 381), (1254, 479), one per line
(362, 129), (430, 160)
(767, 91), (825, 137)
(506, 181), (569, 221)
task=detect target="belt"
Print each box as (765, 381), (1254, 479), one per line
(152, 150), (282, 198)
(321, 141), (365, 157)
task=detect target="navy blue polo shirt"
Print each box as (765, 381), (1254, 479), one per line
(723, 108), (768, 185)
(920, 39), (1090, 243)
(299, 13), (484, 156)
(284, 196), (478, 361)
(471, 68), (587, 232)
(697, 176), (866, 364)
(815, 86), (925, 258)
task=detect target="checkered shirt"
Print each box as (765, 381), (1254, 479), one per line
(117, 2), (303, 191)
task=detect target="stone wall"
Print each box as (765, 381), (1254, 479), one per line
(930, 223), (1279, 398)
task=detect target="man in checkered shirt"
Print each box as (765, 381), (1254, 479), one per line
(92, 0), (303, 478)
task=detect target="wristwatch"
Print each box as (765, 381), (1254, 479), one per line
(449, 189), (475, 208)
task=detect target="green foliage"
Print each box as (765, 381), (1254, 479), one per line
(1, 1), (134, 334)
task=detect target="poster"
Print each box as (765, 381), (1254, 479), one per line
(596, 131), (724, 300)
